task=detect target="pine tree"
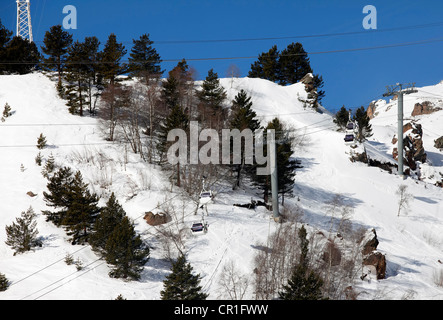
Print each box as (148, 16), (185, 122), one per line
(104, 216), (150, 280)
(37, 133), (47, 149)
(2, 36), (40, 75)
(2, 102), (11, 118)
(40, 25), (73, 87)
(228, 89), (261, 189)
(353, 106), (373, 142)
(128, 33), (163, 80)
(160, 255), (208, 300)
(248, 45), (280, 82)
(196, 68), (227, 129)
(278, 225), (325, 300)
(100, 33), (127, 86)
(41, 153), (55, 178)
(333, 106), (350, 130)
(253, 118), (300, 204)
(5, 206), (41, 255)
(61, 171), (100, 244)
(0, 19), (13, 74)
(157, 104), (189, 187)
(0, 272), (9, 291)
(42, 166), (76, 227)
(90, 192), (126, 254)
(279, 42), (312, 85)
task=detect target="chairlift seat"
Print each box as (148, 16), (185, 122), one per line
(344, 134), (354, 142)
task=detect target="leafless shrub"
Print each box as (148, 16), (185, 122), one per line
(218, 260), (249, 300)
(396, 184), (413, 217)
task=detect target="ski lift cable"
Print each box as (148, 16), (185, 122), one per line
(11, 193), (181, 291)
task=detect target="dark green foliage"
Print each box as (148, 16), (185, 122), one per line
(353, 106), (373, 142)
(248, 45), (280, 83)
(37, 133), (47, 149)
(334, 106), (350, 130)
(0, 272), (9, 291)
(128, 33), (163, 79)
(279, 42), (312, 85)
(248, 42), (325, 103)
(253, 118), (301, 204)
(157, 104), (189, 162)
(228, 89), (261, 189)
(104, 216), (150, 280)
(279, 225), (325, 300)
(160, 255), (208, 300)
(41, 153), (55, 178)
(100, 33), (127, 86)
(0, 36), (40, 75)
(197, 68), (227, 111)
(40, 25), (73, 85)
(5, 206), (41, 255)
(90, 192), (126, 254)
(62, 171), (100, 244)
(65, 37), (101, 115)
(42, 167), (100, 244)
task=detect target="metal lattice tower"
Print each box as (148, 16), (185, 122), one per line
(16, 0), (33, 42)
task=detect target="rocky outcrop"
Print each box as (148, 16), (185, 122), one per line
(143, 211), (169, 226)
(360, 228), (386, 280)
(362, 252), (386, 280)
(392, 121), (427, 171)
(411, 101), (441, 117)
(435, 136), (443, 150)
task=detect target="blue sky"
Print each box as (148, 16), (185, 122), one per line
(1, 0), (443, 112)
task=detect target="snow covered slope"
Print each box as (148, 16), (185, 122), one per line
(1, 73), (443, 300)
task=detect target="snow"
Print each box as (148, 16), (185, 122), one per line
(1, 73), (443, 300)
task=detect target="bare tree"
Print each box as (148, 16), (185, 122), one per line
(218, 260), (249, 300)
(396, 184), (413, 217)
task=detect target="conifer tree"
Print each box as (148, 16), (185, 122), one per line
(37, 133), (47, 149)
(279, 42), (312, 85)
(253, 118), (300, 204)
(61, 171), (100, 244)
(5, 206), (41, 255)
(0, 19), (12, 74)
(90, 192), (125, 254)
(104, 216), (150, 280)
(64, 37), (101, 115)
(278, 225), (325, 300)
(228, 89), (261, 189)
(41, 153), (55, 178)
(40, 25), (73, 87)
(100, 33), (127, 86)
(334, 106), (350, 130)
(196, 68), (227, 129)
(0, 272), (9, 291)
(42, 166), (75, 225)
(160, 255), (208, 300)
(248, 45), (280, 82)
(2, 102), (11, 118)
(353, 106), (373, 142)
(128, 33), (163, 80)
(157, 104), (189, 187)
(2, 36), (40, 75)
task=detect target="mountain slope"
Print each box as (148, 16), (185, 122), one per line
(0, 73), (443, 300)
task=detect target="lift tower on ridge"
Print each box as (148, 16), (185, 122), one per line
(16, 0), (33, 42)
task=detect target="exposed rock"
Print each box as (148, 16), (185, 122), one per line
(392, 121), (427, 171)
(26, 191), (37, 197)
(362, 251), (386, 280)
(411, 101), (441, 117)
(361, 228), (379, 256)
(435, 136), (443, 150)
(143, 211), (169, 226)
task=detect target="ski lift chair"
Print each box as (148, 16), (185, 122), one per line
(191, 222), (208, 234)
(199, 190), (213, 206)
(346, 122), (355, 131)
(344, 134), (355, 145)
